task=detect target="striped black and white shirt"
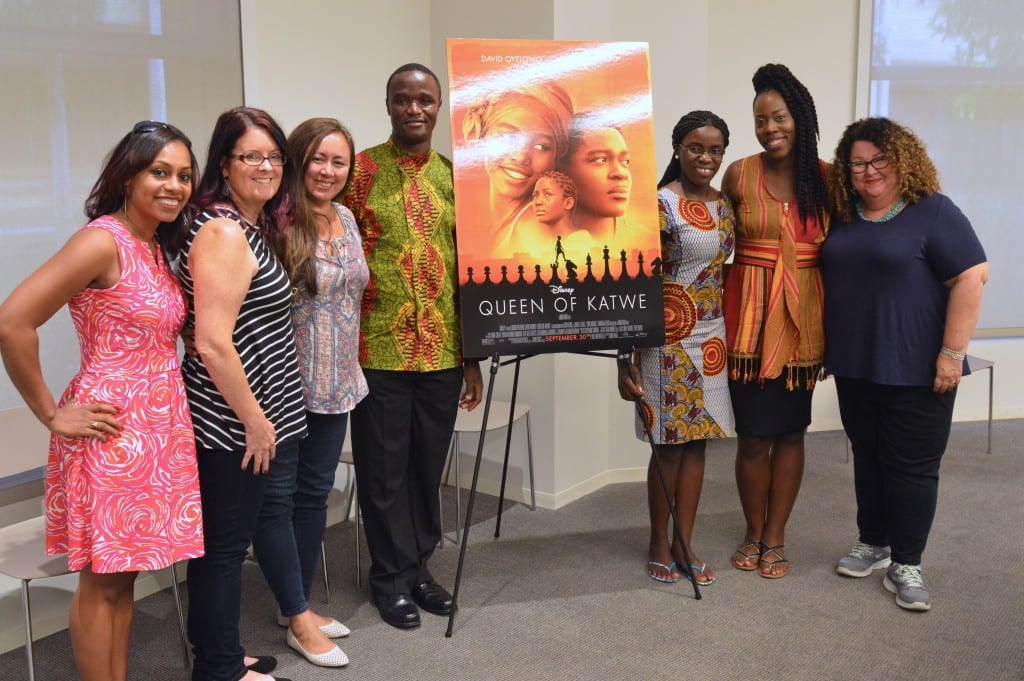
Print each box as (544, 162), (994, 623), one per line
(178, 202), (307, 450)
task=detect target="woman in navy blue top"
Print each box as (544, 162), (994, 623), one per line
(822, 117), (987, 612)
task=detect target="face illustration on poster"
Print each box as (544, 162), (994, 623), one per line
(507, 170), (589, 257)
(462, 83), (574, 249)
(560, 120), (632, 246)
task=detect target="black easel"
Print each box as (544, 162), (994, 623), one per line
(493, 353), (530, 539)
(444, 351), (701, 637)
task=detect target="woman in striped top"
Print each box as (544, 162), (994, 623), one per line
(176, 107), (310, 681)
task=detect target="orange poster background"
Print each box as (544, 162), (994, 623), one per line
(447, 39), (659, 284)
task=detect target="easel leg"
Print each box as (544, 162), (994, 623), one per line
(495, 356), (523, 538)
(446, 353), (500, 636)
(635, 400), (702, 600)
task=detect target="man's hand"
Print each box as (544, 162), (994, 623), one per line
(459, 360), (483, 411)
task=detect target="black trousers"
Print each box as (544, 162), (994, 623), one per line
(351, 367), (463, 596)
(835, 377), (956, 565)
(187, 448), (268, 681)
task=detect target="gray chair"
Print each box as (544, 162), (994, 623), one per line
(0, 516), (190, 680)
(320, 449), (361, 597)
(965, 355), (994, 454)
(321, 448), (442, 592)
(443, 400), (536, 544)
(844, 354), (996, 460)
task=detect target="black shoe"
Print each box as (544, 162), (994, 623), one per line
(374, 592), (421, 629)
(247, 655), (277, 674)
(412, 580), (454, 616)
(192, 658), (283, 680)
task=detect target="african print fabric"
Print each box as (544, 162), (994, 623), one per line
(634, 190), (735, 443)
(723, 154), (826, 389)
(343, 139), (462, 372)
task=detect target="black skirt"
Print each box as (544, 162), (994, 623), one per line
(729, 373), (813, 436)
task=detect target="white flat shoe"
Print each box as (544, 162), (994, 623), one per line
(277, 612), (351, 638)
(286, 628), (349, 667)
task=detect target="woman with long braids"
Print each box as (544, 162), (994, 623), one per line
(618, 110), (734, 585)
(721, 64), (829, 579)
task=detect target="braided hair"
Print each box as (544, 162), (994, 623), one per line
(658, 110), (730, 188)
(752, 64), (828, 229)
(536, 170), (577, 204)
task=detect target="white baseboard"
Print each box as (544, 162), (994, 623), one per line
(449, 466), (647, 511)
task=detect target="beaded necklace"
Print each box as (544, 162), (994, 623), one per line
(856, 197), (906, 223)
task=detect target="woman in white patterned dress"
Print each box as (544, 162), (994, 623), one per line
(617, 111), (734, 585)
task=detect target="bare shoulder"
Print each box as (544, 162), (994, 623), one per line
(51, 223), (120, 285)
(191, 216), (249, 252)
(721, 160), (743, 201)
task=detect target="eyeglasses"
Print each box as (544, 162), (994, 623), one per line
(229, 151), (287, 167)
(848, 154), (889, 174)
(680, 144), (725, 159)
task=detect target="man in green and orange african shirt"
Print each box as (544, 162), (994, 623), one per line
(343, 62), (482, 630)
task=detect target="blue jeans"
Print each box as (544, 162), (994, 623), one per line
(294, 411), (348, 599)
(251, 439), (308, 617)
(187, 447), (268, 681)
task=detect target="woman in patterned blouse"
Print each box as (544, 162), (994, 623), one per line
(265, 117), (370, 667)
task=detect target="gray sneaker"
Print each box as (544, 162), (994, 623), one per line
(883, 563), (931, 611)
(835, 541), (891, 577)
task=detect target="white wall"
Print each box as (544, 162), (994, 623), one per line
(240, 0), (433, 148)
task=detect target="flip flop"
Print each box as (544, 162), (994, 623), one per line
(647, 560), (680, 583)
(759, 544), (789, 579)
(732, 537), (762, 571)
(682, 562), (715, 586)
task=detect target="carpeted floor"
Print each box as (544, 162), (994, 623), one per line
(2, 421), (1022, 680)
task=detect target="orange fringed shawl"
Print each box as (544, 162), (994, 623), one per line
(723, 154), (827, 390)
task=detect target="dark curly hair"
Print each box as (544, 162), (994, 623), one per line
(658, 110), (730, 188)
(828, 117), (941, 223)
(752, 64), (828, 230)
(386, 63), (441, 100)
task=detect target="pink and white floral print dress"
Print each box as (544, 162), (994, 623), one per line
(45, 215), (203, 573)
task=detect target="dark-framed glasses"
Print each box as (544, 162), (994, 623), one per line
(229, 151), (287, 167)
(848, 154), (889, 174)
(680, 144), (725, 159)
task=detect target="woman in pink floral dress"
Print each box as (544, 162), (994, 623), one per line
(0, 121), (204, 681)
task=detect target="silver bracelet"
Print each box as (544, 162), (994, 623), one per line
(940, 346), (966, 361)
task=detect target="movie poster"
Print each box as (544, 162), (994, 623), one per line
(447, 38), (664, 357)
